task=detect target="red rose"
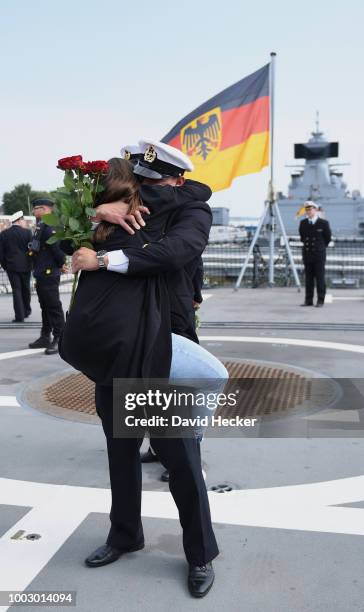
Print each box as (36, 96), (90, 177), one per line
(82, 160), (109, 174)
(57, 155), (83, 170)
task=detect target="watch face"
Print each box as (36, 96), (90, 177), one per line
(96, 251), (107, 269)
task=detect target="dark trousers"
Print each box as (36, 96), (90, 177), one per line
(303, 257), (326, 304)
(95, 384), (219, 565)
(35, 276), (65, 337)
(7, 271), (31, 321)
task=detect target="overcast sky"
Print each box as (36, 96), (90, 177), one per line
(1, 0), (363, 216)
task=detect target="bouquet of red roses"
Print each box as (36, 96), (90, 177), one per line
(42, 155), (109, 305)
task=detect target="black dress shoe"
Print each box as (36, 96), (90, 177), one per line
(300, 303), (313, 307)
(25, 310), (32, 318)
(45, 337), (59, 355)
(140, 447), (159, 463)
(29, 335), (51, 349)
(160, 469), (169, 482)
(85, 542), (144, 568)
(188, 562), (215, 598)
(316, 302), (324, 307)
(12, 319), (24, 323)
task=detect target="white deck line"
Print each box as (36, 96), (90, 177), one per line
(0, 396), (19, 406)
(199, 336), (364, 354)
(0, 349), (43, 361)
(0, 474), (364, 611)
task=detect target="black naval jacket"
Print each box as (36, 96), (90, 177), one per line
(59, 180), (211, 385)
(125, 183), (212, 343)
(299, 217), (332, 261)
(0, 225), (32, 272)
(30, 222), (65, 278)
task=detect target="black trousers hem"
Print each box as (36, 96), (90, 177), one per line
(95, 384), (219, 565)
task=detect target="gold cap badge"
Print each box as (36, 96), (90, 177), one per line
(144, 145), (157, 163)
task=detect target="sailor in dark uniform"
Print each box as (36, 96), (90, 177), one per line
(116, 143), (212, 483)
(71, 141), (218, 598)
(0, 211), (32, 322)
(28, 198), (66, 354)
(299, 200), (332, 307)
(141, 258), (206, 482)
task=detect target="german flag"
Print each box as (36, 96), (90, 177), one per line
(296, 205), (307, 218)
(162, 64), (270, 192)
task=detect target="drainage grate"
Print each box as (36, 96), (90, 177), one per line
(219, 361), (313, 417)
(209, 483), (234, 493)
(42, 361), (338, 422)
(45, 373), (96, 415)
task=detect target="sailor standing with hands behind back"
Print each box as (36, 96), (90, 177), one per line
(299, 200), (332, 307)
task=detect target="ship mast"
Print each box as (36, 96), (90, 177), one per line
(315, 110), (320, 135)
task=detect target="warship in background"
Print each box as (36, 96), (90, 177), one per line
(277, 116), (364, 237)
(203, 118), (364, 287)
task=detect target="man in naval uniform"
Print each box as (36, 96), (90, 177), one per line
(141, 254), (206, 483)
(0, 210), (32, 322)
(28, 198), (67, 354)
(120, 146), (207, 481)
(299, 200), (332, 307)
(71, 141), (218, 598)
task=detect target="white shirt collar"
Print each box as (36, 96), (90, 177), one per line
(307, 214), (319, 224)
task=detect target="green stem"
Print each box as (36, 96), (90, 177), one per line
(76, 169), (82, 207)
(70, 271), (79, 310)
(92, 173), (100, 209)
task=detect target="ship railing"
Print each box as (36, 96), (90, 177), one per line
(0, 270), (76, 296)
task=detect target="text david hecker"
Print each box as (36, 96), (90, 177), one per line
(123, 415), (259, 428)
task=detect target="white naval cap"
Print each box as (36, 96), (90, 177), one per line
(304, 200), (319, 209)
(10, 210), (24, 223)
(120, 144), (143, 161)
(132, 139), (194, 180)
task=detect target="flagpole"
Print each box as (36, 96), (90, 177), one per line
(269, 51), (301, 290)
(269, 52), (276, 201)
(234, 53), (301, 291)
(268, 51), (276, 286)
(234, 53), (276, 291)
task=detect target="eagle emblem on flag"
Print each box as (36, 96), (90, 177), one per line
(181, 107), (222, 165)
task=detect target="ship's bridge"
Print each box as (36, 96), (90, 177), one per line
(277, 119), (364, 236)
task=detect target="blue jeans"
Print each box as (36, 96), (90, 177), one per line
(169, 333), (229, 438)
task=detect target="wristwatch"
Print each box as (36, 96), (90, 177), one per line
(96, 250), (108, 270)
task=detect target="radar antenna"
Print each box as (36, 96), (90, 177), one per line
(315, 110), (320, 133)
